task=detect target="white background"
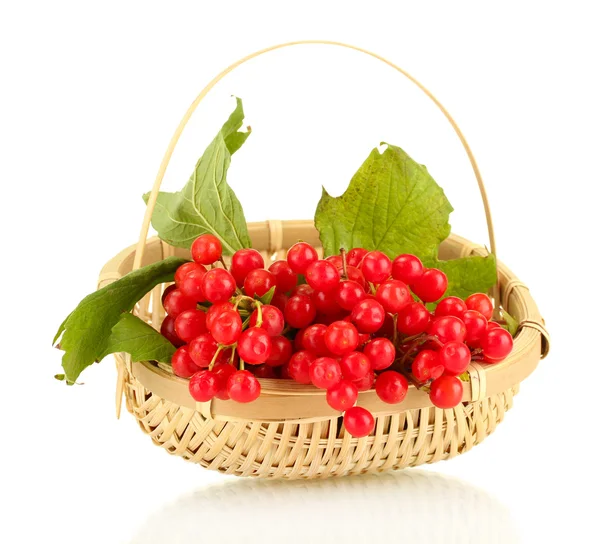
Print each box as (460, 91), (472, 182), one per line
(1, 1), (598, 542)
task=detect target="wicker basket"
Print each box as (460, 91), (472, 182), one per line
(99, 41), (549, 479)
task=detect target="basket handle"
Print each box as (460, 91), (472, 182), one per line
(133, 40), (496, 270)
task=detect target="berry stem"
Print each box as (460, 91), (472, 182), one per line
(340, 248), (348, 280)
(239, 358), (245, 371)
(219, 256), (229, 271)
(229, 348), (236, 365)
(392, 314), (398, 346)
(208, 346), (224, 371)
(398, 334), (443, 368)
(255, 301), (264, 327)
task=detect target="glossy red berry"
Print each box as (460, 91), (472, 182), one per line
(305, 260), (340, 293)
(160, 315), (185, 347)
(252, 364), (277, 378)
(344, 406), (375, 437)
(161, 283), (177, 305)
(287, 242), (318, 274)
(271, 292), (289, 313)
(191, 234), (222, 265)
(201, 268), (236, 303)
(462, 310), (488, 345)
(392, 254), (424, 284)
(340, 351), (371, 381)
(249, 304), (284, 336)
(347, 247), (368, 267)
(396, 302), (431, 336)
(465, 293), (494, 320)
(439, 341), (471, 375)
(429, 375), (463, 409)
(287, 350), (316, 384)
(354, 369), (375, 391)
(312, 289), (341, 316)
(363, 337), (396, 370)
(188, 333), (221, 367)
(265, 336), (293, 367)
(163, 289), (197, 317)
(361, 251), (392, 283)
(179, 268), (207, 302)
(213, 363), (237, 400)
(243, 269), (276, 299)
(411, 268), (448, 302)
(309, 357), (343, 389)
(350, 298), (386, 333)
(375, 371), (409, 404)
(335, 280), (366, 311)
(171, 345), (201, 378)
(230, 248), (265, 286)
(326, 380), (358, 411)
(301, 324), (329, 356)
(206, 301), (235, 331)
(268, 260), (298, 293)
(375, 280), (412, 313)
(210, 309), (243, 345)
(175, 262), (205, 288)
(480, 327), (513, 361)
(237, 327), (272, 364)
(284, 294), (317, 328)
(412, 350), (443, 382)
(174, 309), (208, 343)
(345, 265), (367, 288)
(189, 370), (218, 402)
(326, 255), (343, 268)
(324, 321), (359, 355)
(227, 370), (261, 403)
(428, 316), (467, 344)
(435, 296), (468, 318)
(291, 283), (314, 297)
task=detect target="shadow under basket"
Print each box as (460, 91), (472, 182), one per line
(99, 220), (548, 479)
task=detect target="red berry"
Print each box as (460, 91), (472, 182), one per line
(174, 309), (208, 343)
(179, 268), (207, 302)
(363, 337), (396, 370)
(345, 265), (367, 288)
(375, 280), (412, 313)
(230, 249), (265, 286)
(174, 262), (205, 288)
(191, 234), (222, 265)
(324, 321), (359, 355)
(163, 289), (197, 317)
(301, 324), (329, 355)
(227, 370), (261, 403)
(213, 363), (237, 400)
(465, 293), (494, 320)
(309, 357), (343, 389)
(188, 333), (221, 367)
(202, 268), (236, 303)
(480, 327), (513, 361)
(411, 268), (448, 302)
(312, 289), (341, 315)
(361, 251), (392, 283)
(435, 296), (467, 318)
(326, 255), (343, 268)
(291, 283), (314, 297)
(206, 301), (235, 331)
(265, 336), (293, 367)
(487, 321), (501, 331)
(294, 327), (307, 351)
(160, 315), (185, 347)
(354, 369), (375, 391)
(268, 260), (298, 293)
(189, 370), (218, 402)
(375, 371), (408, 404)
(271, 292), (289, 312)
(305, 260), (340, 292)
(350, 299), (386, 333)
(252, 364), (277, 379)
(335, 280), (366, 311)
(439, 341), (471, 375)
(392, 254), (424, 284)
(396, 302), (431, 336)
(287, 242), (318, 274)
(429, 375), (463, 409)
(343, 406), (375, 437)
(340, 351), (371, 381)
(287, 350), (316, 384)
(171, 345), (201, 378)
(210, 309), (243, 345)
(462, 310), (488, 345)
(347, 248), (368, 267)
(249, 304), (284, 336)
(326, 380), (358, 411)
(284, 294), (317, 328)
(243, 269), (276, 299)
(428, 316), (467, 344)
(161, 283), (177, 305)
(412, 350), (443, 382)
(237, 328), (272, 364)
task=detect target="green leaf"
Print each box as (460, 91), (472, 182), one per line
(53, 257), (187, 383)
(257, 286), (276, 305)
(143, 97), (252, 254)
(458, 371), (471, 382)
(500, 308), (519, 337)
(101, 313), (175, 363)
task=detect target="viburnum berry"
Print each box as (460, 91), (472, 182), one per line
(171, 345), (201, 378)
(326, 255), (343, 268)
(375, 280), (412, 313)
(439, 341), (471, 375)
(465, 293), (494, 320)
(357, 332), (371, 347)
(287, 350), (316, 384)
(271, 292), (289, 313)
(428, 315), (467, 344)
(227, 370), (261, 403)
(347, 247), (368, 267)
(189, 370), (219, 402)
(375, 371), (409, 404)
(326, 380), (358, 411)
(363, 337), (396, 370)
(212, 363), (237, 400)
(412, 350), (444, 382)
(350, 298), (386, 333)
(210, 309), (243, 345)
(305, 260), (340, 292)
(361, 251), (392, 283)
(392, 254), (424, 284)
(244, 269), (276, 299)
(291, 283), (314, 297)
(161, 283), (177, 305)
(312, 289), (341, 316)
(324, 321), (359, 355)
(160, 315), (185, 347)
(206, 301), (235, 331)
(252, 364), (277, 378)
(237, 327), (272, 364)
(344, 406), (375, 437)
(284, 295), (317, 328)
(287, 242), (318, 274)
(179, 268), (207, 302)
(174, 262), (205, 288)
(309, 357), (343, 389)
(230, 249), (265, 286)
(268, 260), (298, 293)
(340, 351), (371, 381)
(249, 304), (284, 336)
(345, 265), (367, 288)
(188, 333), (221, 367)
(174, 309), (208, 343)
(480, 327), (513, 361)
(163, 289), (197, 317)
(429, 375), (463, 409)
(301, 324), (329, 356)
(354, 369), (375, 391)
(294, 328), (307, 351)
(396, 302), (431, 336)
(487, 321), (501, 331)
(435, 296), (467, 319)
(335, 280), (366, 311)
(201, 268), (236, 303)
(191, 234), (222, 265)
(462, 309), (488, 345)
(411, 268), (448, 302)
(265, 336), (293, 367)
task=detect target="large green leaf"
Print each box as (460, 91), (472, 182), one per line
(53, 257), (187, 383)
(143, 97), (252, 254)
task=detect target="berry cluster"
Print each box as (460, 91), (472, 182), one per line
(161, 234), (513, 438)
